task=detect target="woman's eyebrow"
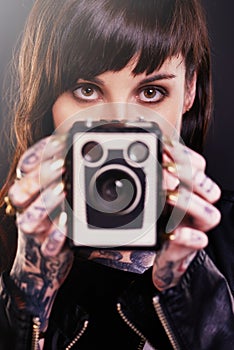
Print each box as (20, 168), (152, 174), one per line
(139, 73), (176, 85)
(77, 73), (176, 86)
(78, 77), (104, 85)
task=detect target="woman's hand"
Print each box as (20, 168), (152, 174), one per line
(152, 141), (221, 291)
(7, 135), (73, 331)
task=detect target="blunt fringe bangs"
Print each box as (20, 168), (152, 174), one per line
(43, 0), (206, 87)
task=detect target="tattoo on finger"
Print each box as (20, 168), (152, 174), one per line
(190, 230), (203, 242)
(194, 171), (214, 194)
(18, 205), (46, 224)
(43, 230), (64, 253)
(21, 140), (48, 167)
(23, 152), (40, 167)
(204, 206), (214, 215)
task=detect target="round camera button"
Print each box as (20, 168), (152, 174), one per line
(82, 141), (103, 162)
(128, 141), (149, 163)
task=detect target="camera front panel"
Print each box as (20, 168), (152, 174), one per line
(65, 121), (162, 249)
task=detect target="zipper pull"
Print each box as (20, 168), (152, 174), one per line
(32, 317), (41, 350)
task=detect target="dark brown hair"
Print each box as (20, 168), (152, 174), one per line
(0, 0), (212, 203)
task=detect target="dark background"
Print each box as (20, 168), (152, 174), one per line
(0, 0), (234, 190)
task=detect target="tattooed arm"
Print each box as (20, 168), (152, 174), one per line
(10, 234), (73, 331)
(7, 136), (73, 332)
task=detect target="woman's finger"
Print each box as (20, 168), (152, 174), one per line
(8, 157), (65, 209)
(16, 181), (65, 234)
(164, 165), (221, 204)
(159, 227), (207, 266)
(164, 141), (206, 171)
(169, 226), (208, 250)
(163, 145), (221, 203)
(41, 212), (68, 257)
(167, 186), (221, 232)
(17, 135), (66, 176)
(191, 169), (221, 203)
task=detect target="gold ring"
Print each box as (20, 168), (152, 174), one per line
(162, 136), (174, 147)
(166, 189), (179, 204)
(161, 231), (176, 241)
(163, 161), (177, 174)
(4, 196), (17, 216)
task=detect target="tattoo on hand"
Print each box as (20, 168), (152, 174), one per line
(22, 140), (47, 168)
(153, 258), (175, 290)
(20, 206), (46, 224)
(153, 252), (196, 290)
(11, 236), (72, 331)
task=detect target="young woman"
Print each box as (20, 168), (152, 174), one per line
(0, 1), (233, 349)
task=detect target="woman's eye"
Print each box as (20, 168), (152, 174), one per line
(73, 84), (100, 101)
(138, 87), (166, 103)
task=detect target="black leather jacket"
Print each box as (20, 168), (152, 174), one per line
(0, 190), (234, 350)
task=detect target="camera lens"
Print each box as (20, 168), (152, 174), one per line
(82, 141), (103, 162)
(89, 165), (142, 214)
(128, 141), (149, 163)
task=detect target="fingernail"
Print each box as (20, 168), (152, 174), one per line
(51, 135), (67, 148)
(53, 182), (64, 195)
(58, 211), (67, 228)
(50, 158), (64, 171)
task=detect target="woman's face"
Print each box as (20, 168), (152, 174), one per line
(51, 55), (197, 271)
(52, 55), (196, 137)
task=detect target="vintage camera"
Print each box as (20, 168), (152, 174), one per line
(65, 120), (162, 249)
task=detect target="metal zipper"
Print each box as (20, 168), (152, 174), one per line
(31, 317), (41, 350)
(138, 338), (146, 350)
(152, 295), (180, 350)
(117, 302), (155, 350)
(65, 320), (89, 350)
